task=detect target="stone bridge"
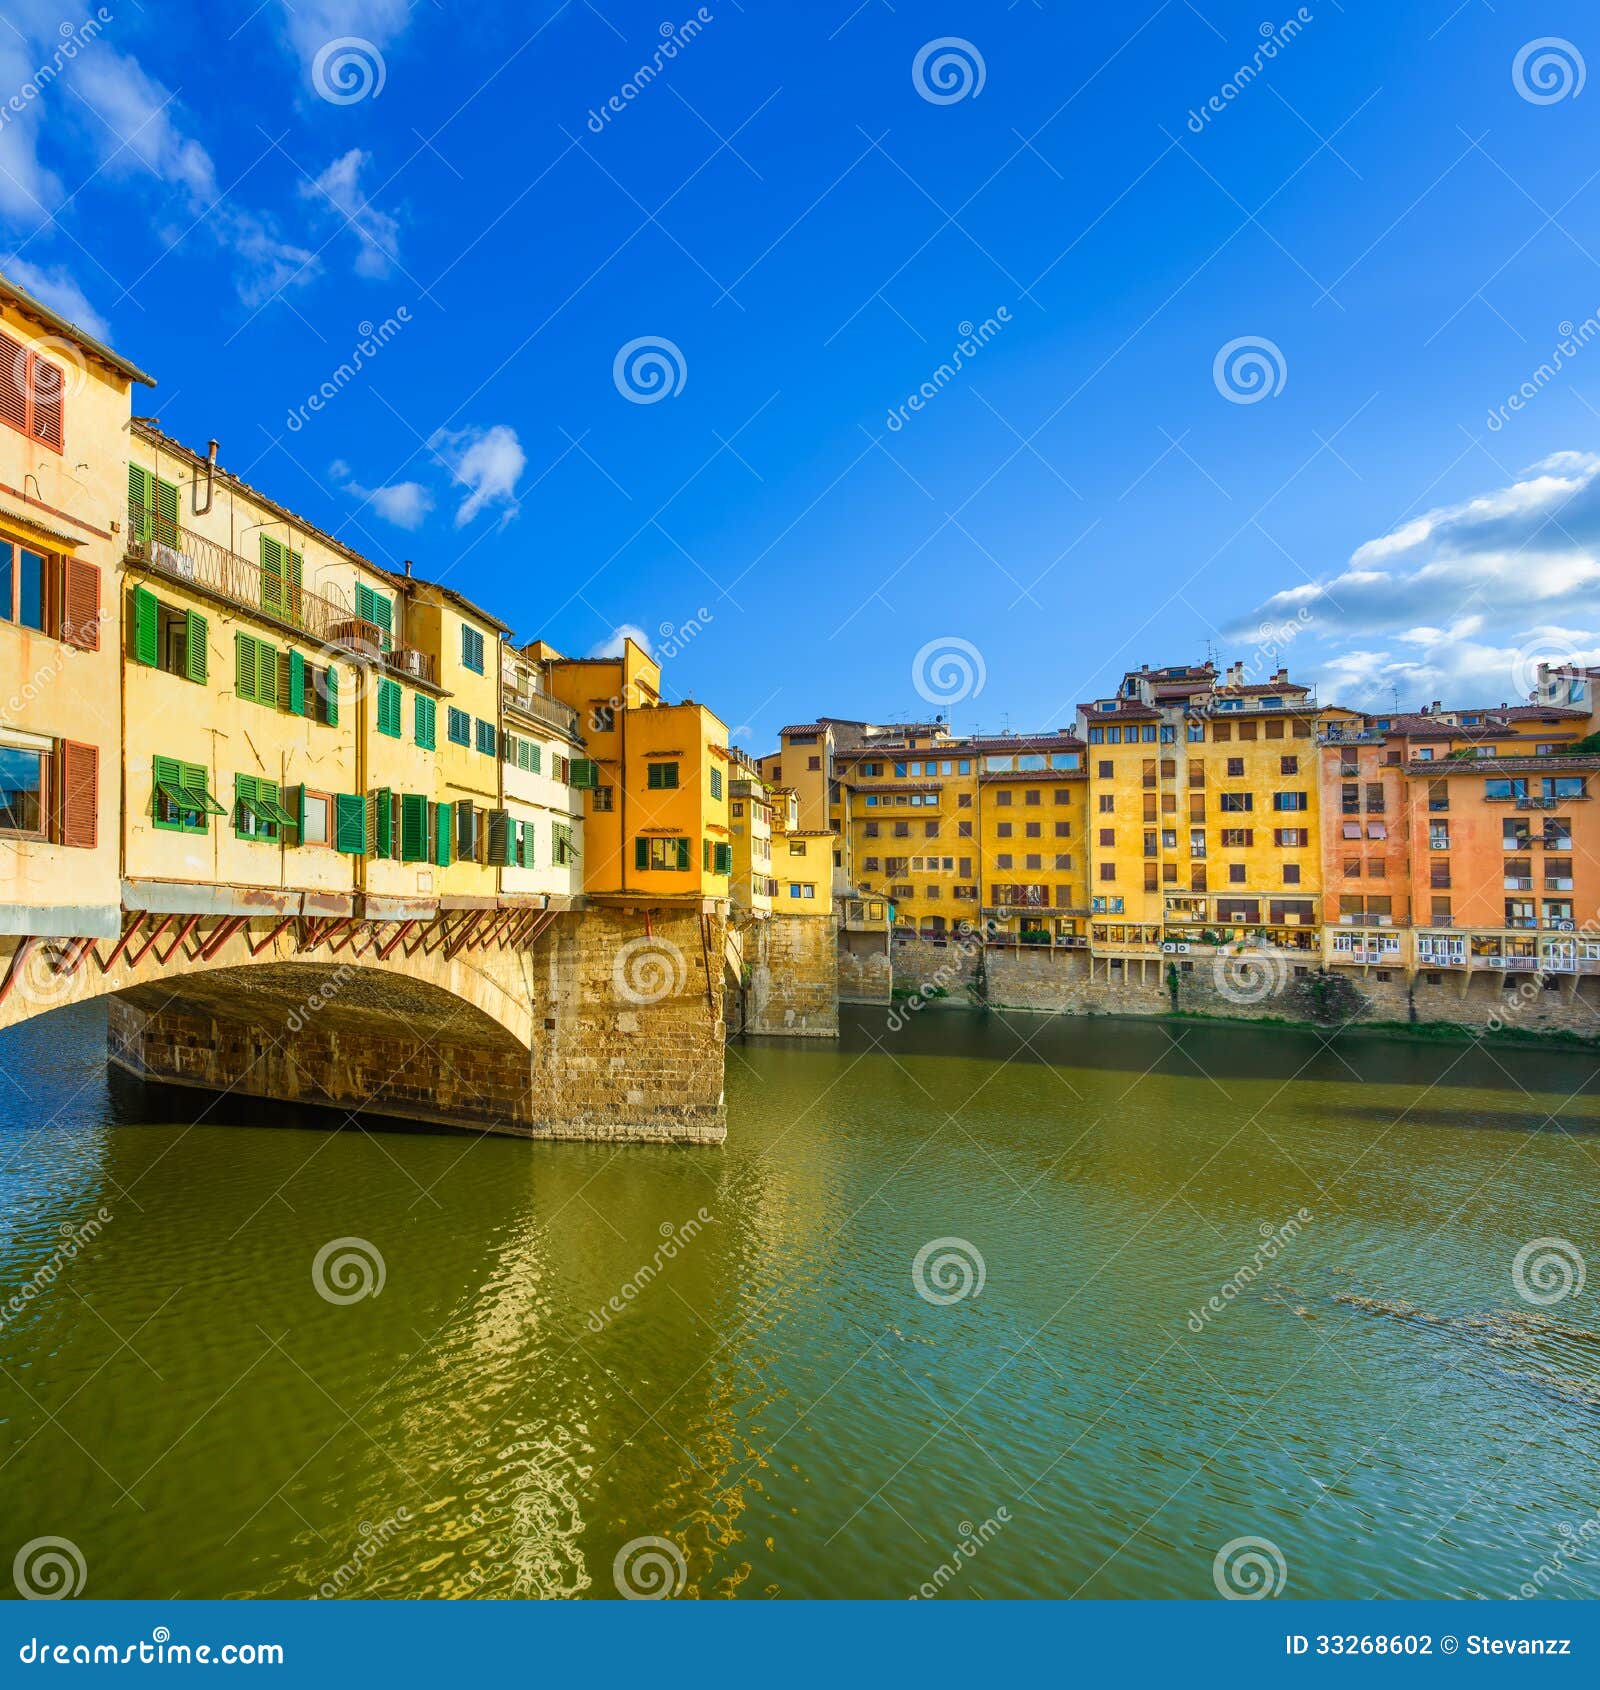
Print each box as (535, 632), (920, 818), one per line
(0, 897), (727, 1143)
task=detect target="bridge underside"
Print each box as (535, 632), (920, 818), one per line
(6, 902), (727, 1145)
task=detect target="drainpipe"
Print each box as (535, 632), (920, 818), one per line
(194, 440), (217, 516)
(619, 697), (629, 895)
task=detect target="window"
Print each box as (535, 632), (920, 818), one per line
(590, 703), (615, 732)
(0, 538), (46, 633)
(355, 583), (394, 650)
(789, 839), (808, 856)
(475, 718), (496, 757)
(258, 536), (303, 623)
(1098, 794), (1114, 813)
(129, 586), (206, 683)
(1272, 792), (1307, 811)
(1098, 827), (1114, 847)
(647, 761), (680, 790)
(447, 706), (471, 746)
(1283, 863), (1300, 885)
(234, 774), (294, 842)
(1219, 793), (1252, 812)
(377, 677), (402, 738)
(299, 789), (332, 847)
(996, 790), (1013, 806)
(0, 743), (46, 837)
(636, 835), (690, 871)
(710, 767), (723, 800)
(0, 329), (64, 450)
(233, 632), (283, 708)
(1227, 757), (1244, 777)
(456, 800), (481, 862)
(593, 785), (615, 812)
(1280, 756), (1298, 774)
(996, 821), (1013, 838)
(461, 624), (486, 673)
(414, 694), (437, 750)
(152, 756), (223, 834)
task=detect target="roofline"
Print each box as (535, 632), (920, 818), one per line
(393, 572), (513, 635)
(0, 272), (155, 387)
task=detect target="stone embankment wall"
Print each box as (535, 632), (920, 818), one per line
(872, 934), (1600, 1040)
(743, 915), (839, 1037)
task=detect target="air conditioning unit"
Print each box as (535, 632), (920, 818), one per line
(155, 543), (192, 578)
(1160, 942), (1189, 954)
(392, 647), (427, 678)
(1557, 920), (1576, 932)
(1376, 915), (1393, 926)
(1487, 957), (1506, 968)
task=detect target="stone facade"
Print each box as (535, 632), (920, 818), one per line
(742, 914), (839, 1037)
(838, 930), (893, 1004)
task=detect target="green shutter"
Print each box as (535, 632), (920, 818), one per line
(257, 639), (279, 709)
(434, 802), (453, 867)
(287, 550), (303, 625)
(185, 610), (207, 683)
(374, 788), (394, 858)
(676, 837), (690, 872)
(324, 665), (339, 727)
(128, 463), (153, 543)
(285, 783), (305, 846)
(235, 631), (257, 701)
(414, 694), (436, 750)
(334, 793), (367, 855)
(286, 648), (305, 715)
(571, 758), (598, 789)
(153, 477), (179, 547)
(715, 842), (732, 875)
(519, 821), (535, 868)
(401, 793), (428, 862)
(234, 773), (256, 836)
(260, 536), (284, 615)
(635, 836), (649, 872)
(132, 584), (157, 666)
(377, 678), (400, 738)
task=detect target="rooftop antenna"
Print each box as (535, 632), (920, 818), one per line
(1391, 684), (1401, 715)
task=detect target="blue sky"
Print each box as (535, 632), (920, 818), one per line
(5, 0), (1600, 745)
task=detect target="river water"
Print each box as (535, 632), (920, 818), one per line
(1, 1001), (1598, 1600)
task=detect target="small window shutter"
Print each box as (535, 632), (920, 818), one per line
(29, 354), (62, 449)
(374, 788), (394, 858)
(62, 559), (99, 650)
(323, 665), (339, 726)
(456, 799), (474, 859)
(334, 793), (367, 855)
(153, 477), (179, 548)
(676, 838), (691, 871)
(185, 610), (207, 683)
(257, 640), (279, 709)
(285, 784), (304, 846)
(286, 648), (304, 714)
(401, 793), (427, 862)
(571, 758), (598, 789)
(127, 462), (153, 542)
(235, 631), (257, 701)
(287, 550), (303, 624)
(132, 584), (158, 666)
(635, 837), (649, 871)
(235, 773), (256, 834)
(260, 536), (284, 615)
(0, 330), (26, 432)
(487, 809), (509, 866)
(57, 741), (97, 849)
(519, 821), (535, 868)
(715, 843), (732, 875)
(434, 801), (453, 867)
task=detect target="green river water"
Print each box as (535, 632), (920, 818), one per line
(2, 1000), (1598, 1600)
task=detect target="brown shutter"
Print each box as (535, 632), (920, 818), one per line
(58, 741), (97, 849)
(0, 330), (26, 432)
(61, 558), (100, 649)
(29, 354), (63, 449)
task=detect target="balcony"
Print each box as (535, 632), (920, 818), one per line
(1546, 877), (1576, 892)
(1504, 876), (1533, 891)
(127, 520), (354, 644)
(503, 684), (580, 740)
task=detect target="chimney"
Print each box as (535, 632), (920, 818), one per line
(403, 559), (414, 578)
(1227, 661), (1244, 688)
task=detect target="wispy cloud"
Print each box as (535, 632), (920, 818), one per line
(332, 460), (433, 528)
(1228, 452), (1600, 707)
(1, 258), (109, 339)
(429, 423), (525, 527)
(588, 623), (655, 659)
(301, 149), (400, 279)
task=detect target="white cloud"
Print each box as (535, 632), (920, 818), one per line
(429, 424), (525, 527)
(1, 259), (109, 339)
(588, 624), (655, 659)
(277, 0), (412, 77)
(332, 463), (433, 529)
(301, 149), (400, 279)
(1227, 453), (1600, 707)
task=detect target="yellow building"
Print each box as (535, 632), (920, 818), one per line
(0, 273), (153, 938)
(499, 642), (585, 904)
(1078, 662), (1322, 965)
(540, 636), (731, 903)
(728, 752), (776, 920)
(770, 786), (833, 915)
